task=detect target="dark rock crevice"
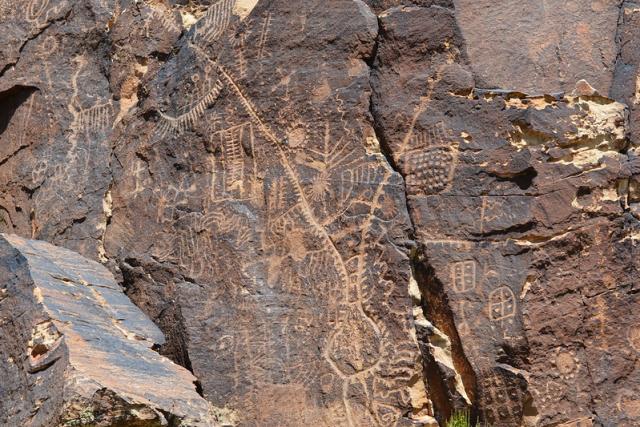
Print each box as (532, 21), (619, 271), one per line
(412, 254), (479, 424)
(364, 4), (478, 423)
(0, 86), (37, 137)
(119, 258), (195, 371)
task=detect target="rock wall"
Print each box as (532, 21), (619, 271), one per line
(0, 0), (639, 426)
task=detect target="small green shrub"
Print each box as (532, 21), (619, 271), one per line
(446, 410), (471, 427)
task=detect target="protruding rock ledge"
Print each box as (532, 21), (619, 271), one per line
(0, 234), (219, 427)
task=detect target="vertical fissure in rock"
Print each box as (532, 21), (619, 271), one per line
(365, 9), (478, 424)
(119, 258), (197, 381)
(412, 253), (478, 423)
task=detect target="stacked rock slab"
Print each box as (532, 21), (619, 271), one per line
(0, 234), (216, 426)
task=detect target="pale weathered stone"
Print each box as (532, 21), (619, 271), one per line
(0, 234), (215, 426)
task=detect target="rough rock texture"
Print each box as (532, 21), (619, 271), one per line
(1, 0), (640, 426)
(370, 1), (640, 426)
(105, 1), (431, 425)
(0, 234), (216, 426)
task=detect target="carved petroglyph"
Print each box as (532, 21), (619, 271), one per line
(219, 123), (249, 189)
(339, 165), (385, 204)
(397, 65), (459, 195)
(327, 306), (381, 375)
(30, 54), (113, 223)
(38, 36), (58, 90)
(129, 159), (152, 199)
(69, 56), (114, 135)
(191, 0), (234, 47)
(31, 160), (48, 188)
(165, 209), (256, 280)
(149, 5), (182, 35)
(257, 12), (272, 60)
(232, 32), (248, 78)
(297, 123), (366, 220)
(136, 4), (182, 39)
(401, 147), (457, 194)
(26, 0), (66, 27)
(143, 42), (423, 422)
(553, 348), (580, 380)
(534, 378), (564, 406)
(399, 122), (459, 194)
(266, 176), (287, 212)
(410, 121), (452, 147)
(208, 121), (258, 202)
(451, 260), (476, 293)
(480, 370), (523, 425)
(488, 285), (516, 326)
(77, 102), (114, 132)
(158, 79), (224, 137)
(155, 178), (196, 224)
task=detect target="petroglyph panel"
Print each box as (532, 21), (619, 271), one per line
(371, 4), (640, 422)
(2, 0), (636, 425)
(101, 2), (428, 425)
(398, 122), (459, 196)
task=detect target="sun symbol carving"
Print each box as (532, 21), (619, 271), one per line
(309, 170), (332, 202)
(378, 194), (399, 219)
(553, 348), (580, 381)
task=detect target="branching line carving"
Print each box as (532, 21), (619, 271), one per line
(157, 79), (224, 136)
(215, 63), (414, 427)
(149, 6), (181, 34)
(192, 0), (234, 47)
(217, 64), (349, 282)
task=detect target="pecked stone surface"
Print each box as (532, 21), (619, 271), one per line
(104, 1), (433, 425)
(371, 1), (640, 426)
(0, 234), (215, 426)
(1, 0), (640, 426)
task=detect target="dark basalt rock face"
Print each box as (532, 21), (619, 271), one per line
(0, 0), (639, 426)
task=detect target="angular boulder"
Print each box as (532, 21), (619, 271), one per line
(0, 234), (217, 427)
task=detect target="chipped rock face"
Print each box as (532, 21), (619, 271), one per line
(0, 234), (215, 426)
(1, 0), (640, 426)
(104, 1), (429, 424)
(372, 2), (640, 426)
